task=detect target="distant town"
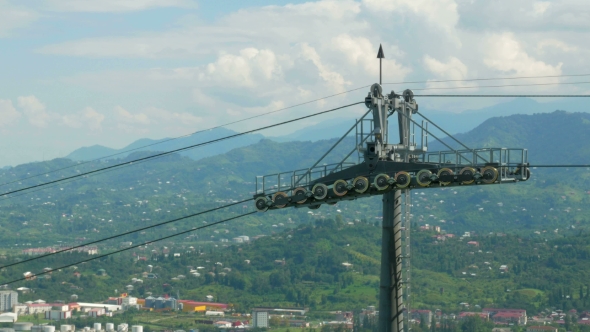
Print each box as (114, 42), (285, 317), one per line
(0, 288), (584, 332)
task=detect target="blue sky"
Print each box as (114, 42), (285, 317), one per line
(0, 0), (589, 166)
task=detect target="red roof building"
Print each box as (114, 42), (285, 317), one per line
(458, 312), (489, 320)
(485, 310), (527, 325)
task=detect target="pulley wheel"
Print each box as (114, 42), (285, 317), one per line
(292, 187), (307, 204)
(353, 176), (369, 193)
(403, 89), (414, 102)
(523, 168), (531, 181)
(255, 197), (269, 212)
(395, 171), (411, 188)
(416, 169), (432, 187)
(272, 191), (289, 208)
(437, 168), (454, 186)
(517, 167), (531, 181)
(312, 183), (328, 200)
(481, 166), (498, 184)
(460, 167), (476, 185)
(374, 173), (390, 191)
(332, 180), (348, 197)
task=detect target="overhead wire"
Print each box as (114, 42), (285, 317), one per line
(415, 94), (590, 97)
(3, 75), (590, 285)
(7, 72), (590, 189)
(383, 73), (590, 85)
(0, 198), (253, 270)
(1, 211), (257, 286)
(0, 102), (364, 199)
(0, 86), (371, 189)
(0, 146), (184, 204)
(408, 81), (590, 91)
(1, 161), (588, 273)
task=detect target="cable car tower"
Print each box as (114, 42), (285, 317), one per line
(253, 45), (530, 332)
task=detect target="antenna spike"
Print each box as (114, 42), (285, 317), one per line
(377, 44), (385, 58)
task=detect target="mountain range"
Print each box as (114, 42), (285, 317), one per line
(66, 97), (590, 163)
(0, 110), (587, 248)
(66, 127), (264, 162)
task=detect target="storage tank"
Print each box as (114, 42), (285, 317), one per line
(60, 325), (73, 332)
(94, 324), (101, 331)
(41, 326), (55, 332)
(13, 323), (33, 332)
(0, 328), (15, 332)
(164, 298), (177, 310)
(105, 324), (114, 332)
(131, 326), (143, 332)
(31, 326), (43, 332)
(155, 297), (164, 309)
(144, 296), (155, 308)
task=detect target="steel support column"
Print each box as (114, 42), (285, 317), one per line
(379, 189), (404, 332)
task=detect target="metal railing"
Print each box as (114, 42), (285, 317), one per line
(255, 162), (357, 195)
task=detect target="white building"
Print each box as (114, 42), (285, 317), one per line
(27, 303), (52, 314)
(122, 297), (137, 306)
(0, 291), (18, 312)
(252, 311), (269, 328)
(45, 306), (72, 321)
(89, 308), (105, 317)
(0, 312), (17, 322)
(13, 304), (27, 315)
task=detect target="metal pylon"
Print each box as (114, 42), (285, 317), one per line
(379, 189), (404, 332)
(252, 45), (530, 332)
(402, 189), (412, 332)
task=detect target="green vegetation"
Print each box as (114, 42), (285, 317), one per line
(1, 111), (590, 332)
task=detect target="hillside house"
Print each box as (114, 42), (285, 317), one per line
(526, 327), (557, 332)
(458, 312), (489, 321)
(483, 308), (527, 325)
(89, 308), (105, 317)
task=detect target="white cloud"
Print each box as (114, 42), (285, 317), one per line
(114, 106), (151, 125)
(62, 107), (105, 131)
(537, 39), (578, 53)
(300, 43), (351, 92)
(144, 107), (202, 126)
(0, 1), (38, 38)
(203, 48), (284, 88)
(278, 0), (361, 20)
(363, 0), (460, 44)
(424, 56), (468, 80)
(37, 0), (364, 59)
(17, 95), (51, 127)
(43, 0), (197, 12)
(331, 34), (411, 80)
(422, 55), (472, 91)
(458, 0), (590, 30)
(532, 1), (551, 16)
(484, 33), (563, 77)
(0, 99), (20, 127)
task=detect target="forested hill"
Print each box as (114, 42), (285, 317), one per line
(7, 217), (590, 316)
(432, 111), (590, 164)
(0, 111), (589, 246)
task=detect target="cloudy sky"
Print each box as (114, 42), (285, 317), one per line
(0, 0), (589, 166)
